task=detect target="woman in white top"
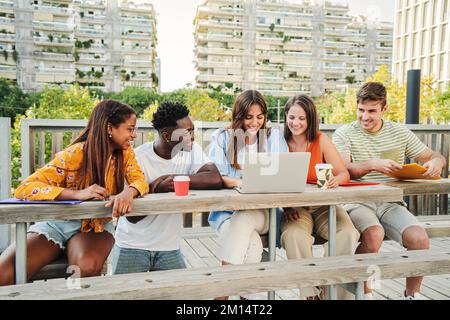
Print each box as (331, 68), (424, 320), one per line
(208, 90), (287, 299)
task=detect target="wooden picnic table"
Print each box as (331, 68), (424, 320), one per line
(0, 184), (403, 299)
(383, 178), (450, 196)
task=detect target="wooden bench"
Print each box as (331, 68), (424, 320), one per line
(29, 215), (450, 282)
(2, 249), (450, 300)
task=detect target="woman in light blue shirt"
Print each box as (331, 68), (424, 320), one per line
(208, 90), (287, 289)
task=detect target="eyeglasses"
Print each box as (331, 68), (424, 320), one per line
(127, 126), (138, 135)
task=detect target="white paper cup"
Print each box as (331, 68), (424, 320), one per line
(315, 164), (333, 189)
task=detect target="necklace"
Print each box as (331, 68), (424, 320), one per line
(288, 139), (309, 152)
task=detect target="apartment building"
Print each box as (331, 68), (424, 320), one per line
(0, 0), (158, 92)
(392, 0), (449, 90)
(194, 0), (393, 97)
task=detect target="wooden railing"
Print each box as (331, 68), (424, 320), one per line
(0, 117), (11, 251)
(18, 120), (450, 226)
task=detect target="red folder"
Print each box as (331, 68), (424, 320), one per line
(307, 180), (380, 187)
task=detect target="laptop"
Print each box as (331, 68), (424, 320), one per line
(236, 152), (311, 194)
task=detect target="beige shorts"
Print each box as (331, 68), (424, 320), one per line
(344, 202), (421, 245)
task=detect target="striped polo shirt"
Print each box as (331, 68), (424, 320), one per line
(332, 120), (428, 182)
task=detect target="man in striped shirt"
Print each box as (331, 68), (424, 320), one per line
(332, 82), (447, 300)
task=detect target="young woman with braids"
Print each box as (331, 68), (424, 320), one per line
(0, 100), (148, 285)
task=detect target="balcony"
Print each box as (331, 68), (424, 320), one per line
(196, 59), (242, 69)
(196, 6), (244, 18)
(120, 17), (153, 27)
(323, 40), (354, 49)
(196, 33), (238, 43)
(256, 9), (313, 19)
(377, 46), (393, 52)
(121, 31), (152, 40)
(196, 46), (244, 56)
(120, 2), (154, 13)
(256, 75), (284, 84)
(197, 20), (243, 30)
(284, 51), (312, 57)
(256, 22), (312, 32)
(80, 14), (106, 24)
(129, 74), (153, 81)
(259, 88), (311, 96)
(123, 59), (152, 67)
(0, 17), (14, 25)
(33, 4), (73, 16)
(36, 67), (75, 74)
(75, 0), (105, 9)
(33, 51), (73, 62)
(75, 28), (106, 37)
(77, 56), (107, 65)
(0, 1), (14, 9)
(0, 32), (15, 42)
(196, 74), (243, 83)
(324, 14), (352, 22)
(33, 21), (73, 32)
(377, 58), (392, 64)
(0, 64), (16, 79)
(121, 45), (151, 53)
(33, 36), (74, 47)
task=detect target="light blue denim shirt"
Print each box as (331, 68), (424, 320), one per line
(208, 126), (288, 231)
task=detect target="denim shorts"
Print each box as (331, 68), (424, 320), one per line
(111, 244), (186, 275)
(28, 220), (115, 250)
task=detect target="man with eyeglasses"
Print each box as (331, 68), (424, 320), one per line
(332, 82), (446, 300)
(112, 101), (223, 275)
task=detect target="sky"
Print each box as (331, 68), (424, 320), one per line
(145, 0), (395, 92)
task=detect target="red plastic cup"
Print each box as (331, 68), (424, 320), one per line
(174, 176), (190, 196)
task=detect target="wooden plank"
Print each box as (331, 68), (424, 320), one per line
(185, 238), (213, 259)
(51, 132), (63, 158)
(0, 118), (11, 251)
(0, 186), (403, 224)
(383, 179), (450, 196)
(1, 249), (449, 300)
(422, 220), (450, 238)
(198, 237), (221, 259)
(182, 226), (216, 239)
(179, 240), (207, 269)
(37, 131), (46, 168)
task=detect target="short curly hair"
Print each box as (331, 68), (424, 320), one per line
(152, 101), (190, 132)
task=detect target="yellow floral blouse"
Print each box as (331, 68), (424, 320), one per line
(14, 142), (149, 233)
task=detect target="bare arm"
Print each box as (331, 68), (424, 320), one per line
(221, 176), (241, 189)
(188, 163), (223, 190)
(414, 148), (447, 178)
(339, 153), (403, 180)
(320, 134), (350, 185)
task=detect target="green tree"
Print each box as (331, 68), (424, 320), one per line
(110, 87), (160, 115)
(10, 85), (99, 187)
(0, 77), (37, 124)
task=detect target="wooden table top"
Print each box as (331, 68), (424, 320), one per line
(0, 184), (403, 224)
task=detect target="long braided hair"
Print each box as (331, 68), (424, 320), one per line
(71, 99), (136, 194)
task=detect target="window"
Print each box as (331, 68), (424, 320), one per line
(403, 35), (410, 58)
(421, 29), (428, 55)
(439, 54), (445, 78)
(430, 27), (436, 53)
(440, 24), (447, 51)
(413, 5), (419, 31)
(412, 32), (418, 57)
(443, 0), (449, 21)
(406, 9), (411, 32)
(422, 1), (429, 28)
